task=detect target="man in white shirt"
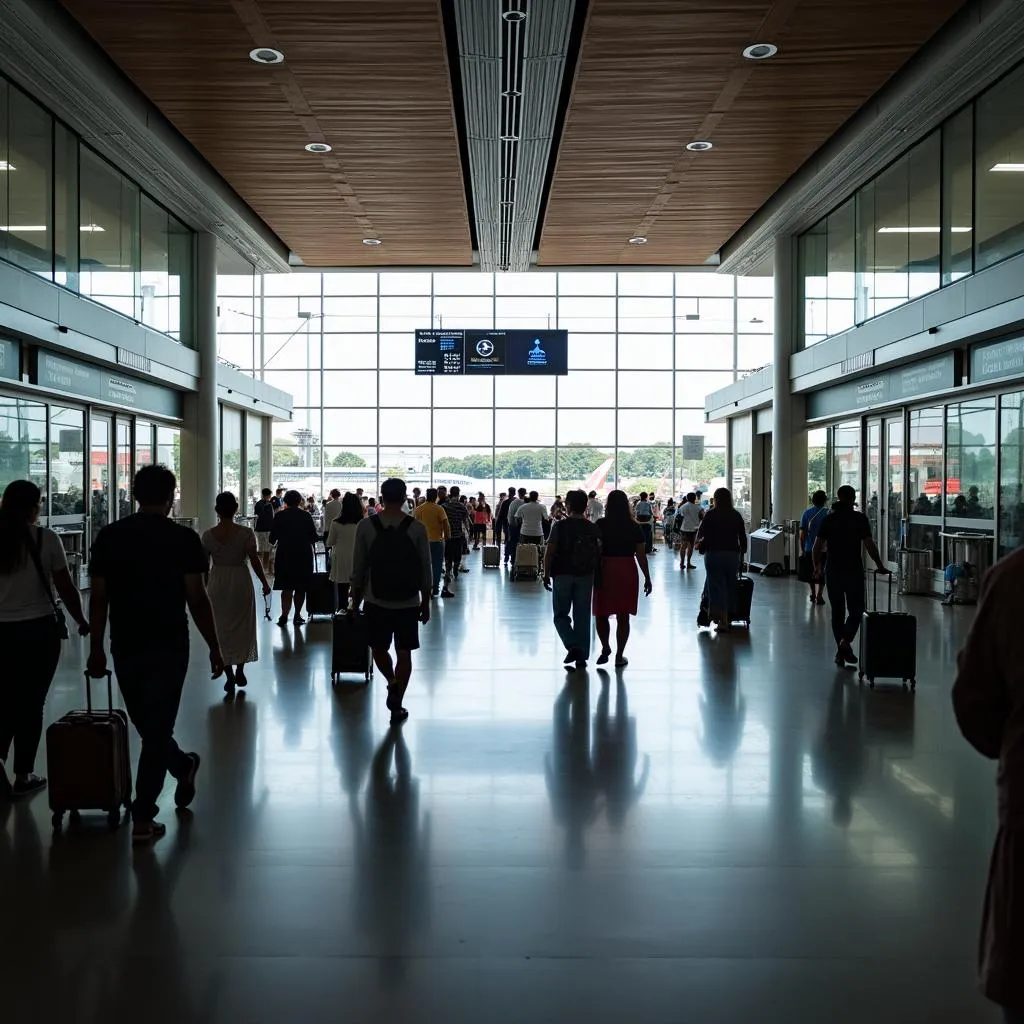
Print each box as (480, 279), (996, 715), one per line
(586, 490), (604, 522)
(515, 491), (549, 547)
(506, 487), (528, 565)
(676, 492), (704, 570)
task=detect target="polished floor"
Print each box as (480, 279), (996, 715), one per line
(1, 547), (1002, 1023)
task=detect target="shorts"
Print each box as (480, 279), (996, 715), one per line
(445, 538), (464, 564)
(365, 602), (421, 652)
(255, 531), (271, 553)
(472, 523), (487, 539)
(681, 531), (697, 544)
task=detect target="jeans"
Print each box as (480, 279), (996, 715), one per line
(113, 649), (192, 822)
(0, 616), (61, 776)
(640, 522), (654, 552)
(825, 570), (866, 647)
(705, 551), (741, 616)
(507, 523), (522, 564)
(428, 540), (444, 594)
(551, 574), (594, 659)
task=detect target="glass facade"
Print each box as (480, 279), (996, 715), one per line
(0, 74), (194, 344)
(218, 271), (769, 502)
(800, 63), (1024, 347)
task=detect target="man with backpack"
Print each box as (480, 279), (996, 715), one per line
(350, 478), (432, 724)
(543, 489), (601, 672)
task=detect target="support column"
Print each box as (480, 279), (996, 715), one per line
(771, 234), (807, 522)
(195, 231), (219, 531)
(261, 414), (274, 493)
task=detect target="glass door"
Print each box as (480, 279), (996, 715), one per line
(90, 415), (112, 546)
(115, 418), (132, 518)
(866, 420), (882, 541)
(884, 416), (904, 566)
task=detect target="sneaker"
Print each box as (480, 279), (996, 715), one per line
(132, 820), (167, 845)
(459, 566), (470, 574)
(841, 644), (858, 666)
(11, 774), (46, 798)
(174, 753), (201, 809)
(441, 588), (455, 598)
(563, 648), (579, 665)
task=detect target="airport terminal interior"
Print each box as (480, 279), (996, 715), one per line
(1, 0), (1024, 1020)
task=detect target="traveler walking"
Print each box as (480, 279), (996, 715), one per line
(662, 498), (676, 546)
(272, 486), (285, 512)
(88, 465), (224, 843)
(952, 547), (1024, 1024)
(634, 492), (656, 554)
(506, 487), (528, 565)
(253, 488), (275, 574)
(694, 487), (747, 634)
(592, 489), (652, 667)
(495, 486), (516, 553)
(441, 486), (472, 596)
(326, 492), (365, 610)
(586, 490), (604, 522)
(543, 490), (601, 672)
(550, 495), (566, 520)
(202, 492), (271, 700)
(413, 487), (450, 598)
(812, 485), (889, 666)
(676, 492), (704, 570)
(269, 489), (320, 626)
(472, 493), (491, 550)
(799, 490), (829, 605)
(350, 478), (432, 725)
(515, 491), (549, 548)
(0, 480), (89, 798)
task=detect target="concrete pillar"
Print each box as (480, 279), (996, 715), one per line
(195, 231), (219, 530)
(261, 414), (274, 493)
(771, 235), (807, 521)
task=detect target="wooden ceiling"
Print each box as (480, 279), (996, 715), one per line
(539, 0), (966, 267)
(58, 0), (473, 267)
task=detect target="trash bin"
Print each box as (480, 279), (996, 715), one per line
(897, 548), (931, 596)
(940, 532), (994, 605)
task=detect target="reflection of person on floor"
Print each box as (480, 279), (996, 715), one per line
(699, 676), (747, 768)
(272, 626), (315, 747)
(544, 676), (599, 869)
(351, 729), (431, 983)
(329, 686), (375, 804)
(811, 679), (864, 827)
(592, 671), (649, 829)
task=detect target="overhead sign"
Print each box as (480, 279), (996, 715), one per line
(415, 329), (568, 376)
(34, 351), (183, 419)
(680, 435), (705, 461)
(806, 352), (958, 420)
(0, 337), (19, 381)
(970, 336), (1024, 385)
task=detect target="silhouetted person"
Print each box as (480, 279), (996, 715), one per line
(811, 679), (864, 827)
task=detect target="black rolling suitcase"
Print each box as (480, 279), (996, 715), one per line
(697, 573), (753, 628)
(858, 571), (917, 691)
(47, 672), (132, 831)
(306, 551), (337, 618)
(332, 611), (374, 684)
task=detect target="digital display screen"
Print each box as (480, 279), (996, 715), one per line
(415, 329), (568, 376)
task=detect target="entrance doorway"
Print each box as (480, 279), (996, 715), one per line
(867, 415), (904, 568)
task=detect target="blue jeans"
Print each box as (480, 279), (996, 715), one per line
(113, 649), (191, 822)
(705, 551), (741, 617)
(428, 540), (444, 595)
(551, 574), (594, 659)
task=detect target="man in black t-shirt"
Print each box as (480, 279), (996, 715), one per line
(88, 465), (224, 844)
(253, 488), (275, 573)
(813, 485), (890, 668)
(543, 490), (601, 671)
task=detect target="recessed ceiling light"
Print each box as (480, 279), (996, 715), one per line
(743, 43), (778, 60)
(686, 141), (713, 152)
(501, 89), (522, 98)
(500, 134), (518, 142)
(362, 238), (382, 246)
(304, 142), (332, 154)
(0, 161), (15, 171)
(249, 47), (284, 65)
(502, 10), (527, 22)
(991, 163), (1024, 172)
(628, 236), (648, 245)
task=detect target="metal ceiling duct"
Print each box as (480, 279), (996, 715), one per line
(453, 0), (575, 273)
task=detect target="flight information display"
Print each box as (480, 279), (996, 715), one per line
(415, 329), (568, 376)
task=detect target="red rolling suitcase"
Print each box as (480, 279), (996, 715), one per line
(46, 672), (132, 830)
(858, 571), (917, 691)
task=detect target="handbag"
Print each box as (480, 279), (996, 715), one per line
(797, 551), (814, 583)
(27, 528), (70, 639)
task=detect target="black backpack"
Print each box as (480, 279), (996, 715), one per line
(568, 524), (602, 576)
(368, 517), (421, 600)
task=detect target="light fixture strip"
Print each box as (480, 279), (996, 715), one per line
(877, 226), (971, 234)
(990, 163), (1024, 172)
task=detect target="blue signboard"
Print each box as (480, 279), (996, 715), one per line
(415, 329), (568, 375)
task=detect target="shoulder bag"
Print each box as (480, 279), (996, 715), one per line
(27, 528), (70, 639)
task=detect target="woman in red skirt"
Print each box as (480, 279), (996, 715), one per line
(593, 489), (652, 668)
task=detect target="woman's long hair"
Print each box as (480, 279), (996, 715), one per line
(0, 480), (42, 573)
(712, 487), (734, 512)
(339, 492), (364, 525)
(604, 489), (635, 525)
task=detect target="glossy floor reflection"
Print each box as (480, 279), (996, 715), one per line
(1, 552), (1002, 1023)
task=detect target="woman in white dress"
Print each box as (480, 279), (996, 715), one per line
(325, 492), (365, 610)
(202, 492), (272, 699)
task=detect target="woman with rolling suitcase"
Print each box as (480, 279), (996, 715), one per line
(695, 487), (748, 634)
(0, 480), (89, 798)
(269, 490), (319, 626)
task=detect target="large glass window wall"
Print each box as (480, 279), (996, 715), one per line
(0, 74), (194, 345)
(223, 271), (766, 502)
(800, 62), (1024, 347)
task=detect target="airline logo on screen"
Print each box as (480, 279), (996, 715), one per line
(526, 338), (548, 367)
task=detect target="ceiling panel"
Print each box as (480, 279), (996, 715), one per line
(540, 0), (967, 267)
(58, 0), (472, 266)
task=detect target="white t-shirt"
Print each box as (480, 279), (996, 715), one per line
(515, 501), (549, 537)
(507, 497), (525, 522)
(678, 503), (703, 532)
(635, 500), (653, 522)
(586, 498), (604, 521)
(0, 526), (68, 622)
(322, 498), (343, 526)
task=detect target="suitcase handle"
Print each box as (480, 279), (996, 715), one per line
(83, 670), (114, 714)
(869, 569), (893, 613)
